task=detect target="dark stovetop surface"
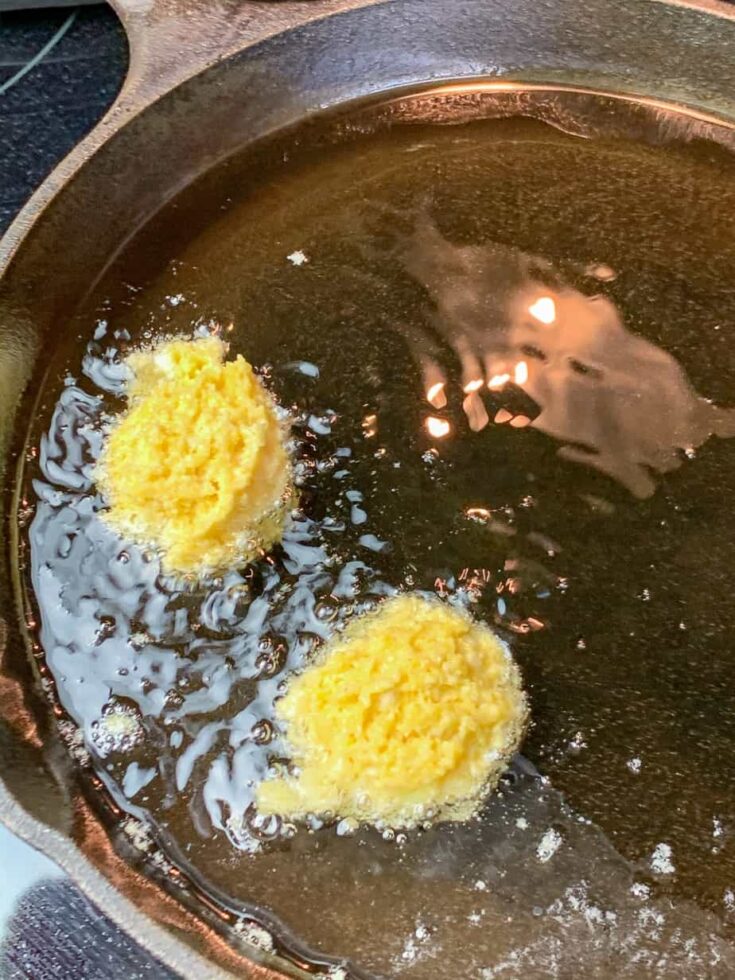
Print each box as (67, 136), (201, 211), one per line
(0, 7), (179, 978)
(0, 4), (125, 230)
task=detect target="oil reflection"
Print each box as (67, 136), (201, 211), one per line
(407, 217), (735, 497)
(425, 416), (451, 438)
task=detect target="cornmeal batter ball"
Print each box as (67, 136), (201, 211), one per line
(96, 336), (292, 574)
(258, 595), (528, 828)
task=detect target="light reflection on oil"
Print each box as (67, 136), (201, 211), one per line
(425, 416), (451, 438)
(487, 372), (510, 390)
(426, 381), (447, 408)
(528, 296), (556, 325)
(362, 413), (378, 438)
(402, 216), (735, 498)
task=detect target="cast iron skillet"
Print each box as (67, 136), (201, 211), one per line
(2, 1), (735, 976)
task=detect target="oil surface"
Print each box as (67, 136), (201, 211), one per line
(21, 91), (735, 977)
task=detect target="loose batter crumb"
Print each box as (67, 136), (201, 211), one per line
(258, 594), (527, 827)
(96, 336), (291, 574)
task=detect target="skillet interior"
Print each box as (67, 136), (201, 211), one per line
(3, 2), (735, 977)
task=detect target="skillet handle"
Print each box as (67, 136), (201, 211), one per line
(109, 0), (357, 114)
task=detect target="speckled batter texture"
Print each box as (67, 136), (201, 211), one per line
(258, 594), (527, 827)
(96, 337), (292, 574)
